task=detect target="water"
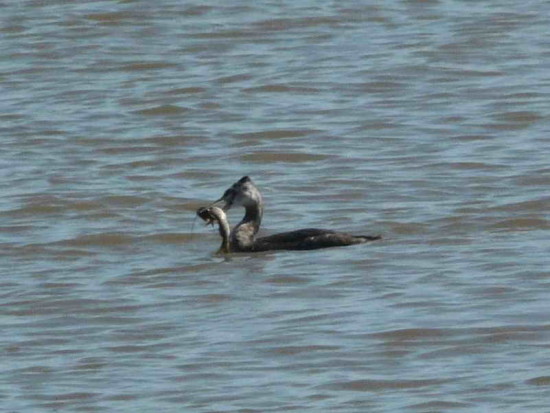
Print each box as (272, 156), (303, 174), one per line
(1, 0), (549, 411)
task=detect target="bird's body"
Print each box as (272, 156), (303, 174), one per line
(197, 206), (380, 253)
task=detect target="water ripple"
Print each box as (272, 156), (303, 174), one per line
(2, 0), (549, 411)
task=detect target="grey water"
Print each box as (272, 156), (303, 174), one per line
(1, 0), (549, 412)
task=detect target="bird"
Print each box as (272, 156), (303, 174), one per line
(197, 176), (381, 253)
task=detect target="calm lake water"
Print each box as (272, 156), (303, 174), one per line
(1, 0), (549, 412)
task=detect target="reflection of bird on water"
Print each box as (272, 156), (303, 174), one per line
(197, 176), (381, 253)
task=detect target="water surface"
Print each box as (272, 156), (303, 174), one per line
(1, 0), (549, 411)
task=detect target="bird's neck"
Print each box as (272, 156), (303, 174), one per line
(232, 202), (263, 250)
(244, 203), (262, 233)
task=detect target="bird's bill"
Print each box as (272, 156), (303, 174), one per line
(207, 196), (231, 211)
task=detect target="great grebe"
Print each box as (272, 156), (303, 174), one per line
(197, 176), (381, 253)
